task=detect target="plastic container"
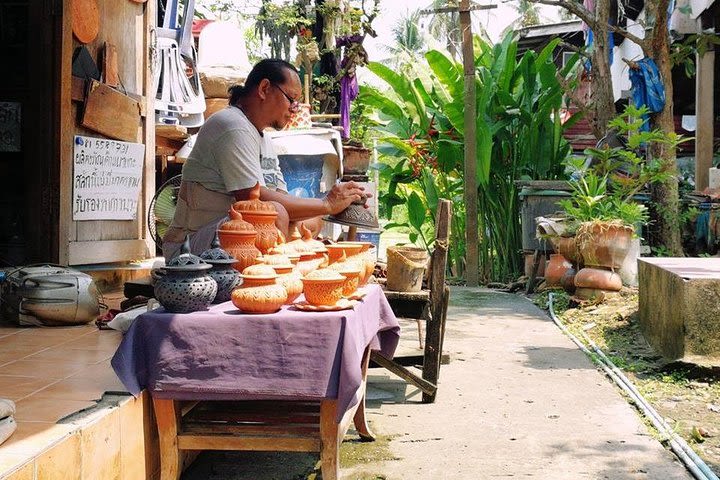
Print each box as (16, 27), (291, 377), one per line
(518, 185), (571, 252)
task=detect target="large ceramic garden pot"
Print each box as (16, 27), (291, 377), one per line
(576, 222), (634, 270)
(217, 206), (260, 273)
(301, 269), (346, 306)
(551, 235), (582, 266)
(545, 254), (572, 287)
(231, 264), (287, 313)
(574, 267), (622, 292)
(200, 232), (241, 303)
(154, 238), (217, 313)
(232, 182), (279, 254)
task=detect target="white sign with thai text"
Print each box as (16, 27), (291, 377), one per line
(73, 135), (145, 221)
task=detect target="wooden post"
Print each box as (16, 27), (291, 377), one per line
(695, 14), (715, 191)
(460, 0), (479, 287)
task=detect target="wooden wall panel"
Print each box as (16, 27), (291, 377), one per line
(60, 0), (155, 265)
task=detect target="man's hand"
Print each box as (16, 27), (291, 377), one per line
(322, 182), (371, 215)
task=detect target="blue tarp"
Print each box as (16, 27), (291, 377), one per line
(629, 58), (666, 131)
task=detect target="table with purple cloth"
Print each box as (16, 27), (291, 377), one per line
(111, 283), (399, 480)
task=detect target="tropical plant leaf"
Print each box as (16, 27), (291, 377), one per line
(407, 191), (426, 232)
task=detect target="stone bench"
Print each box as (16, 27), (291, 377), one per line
(638, 258), (720, 365)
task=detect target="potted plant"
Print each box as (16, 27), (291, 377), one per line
(557, 104), (687, 272)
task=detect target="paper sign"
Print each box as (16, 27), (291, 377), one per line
(0, 102), (21, 152)
(72, 135), (145, 221)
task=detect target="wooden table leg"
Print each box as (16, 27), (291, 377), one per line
(353, 345), (375, 441)
(153, 397), (182, 480)
(320, 400), (340, 480)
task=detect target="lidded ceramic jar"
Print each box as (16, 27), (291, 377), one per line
(232, 182), (279, 254)
(217, 206), (260, 273)
(231, 264), (287, 313)
(154, 237), (217, 313)
(200, 233), (241, 303)
(336, 267), (361, 297)
(270, 263), (304, 304)
(302, 269), (346, 306)
(299, 223), (329, 268)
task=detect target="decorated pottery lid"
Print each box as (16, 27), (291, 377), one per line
(300, 224), (328, 253)
(232, 183), (278, 216)
(165, 236), (212, 272)
(219, 206), (256, 232)
(200, 232), (238, 265)
(303, 269), (344, 281)
(241, 264), (278, 279)
(257, 254), (293, 267)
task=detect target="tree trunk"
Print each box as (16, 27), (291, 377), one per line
(588, 0), (616, 138)
(648, 0), (684, 255)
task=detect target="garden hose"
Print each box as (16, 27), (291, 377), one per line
(547, 293), (718, 480)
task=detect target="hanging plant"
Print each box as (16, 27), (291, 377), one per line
(255, 0), (313, 61)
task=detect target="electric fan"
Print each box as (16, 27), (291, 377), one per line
(148, 174), (182, 246)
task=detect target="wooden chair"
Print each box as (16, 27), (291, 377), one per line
(371, 199), (451, 403)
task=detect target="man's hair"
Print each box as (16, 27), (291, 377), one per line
(228, 59), (298, 105)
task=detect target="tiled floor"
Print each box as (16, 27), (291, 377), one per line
(0, 305), (127, 476)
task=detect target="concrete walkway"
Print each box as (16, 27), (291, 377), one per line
(184, 287), (693, 480)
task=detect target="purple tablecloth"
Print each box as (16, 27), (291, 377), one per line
(111, 284), (399, 421)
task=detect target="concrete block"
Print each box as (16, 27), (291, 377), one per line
(638, 257), (720, 364)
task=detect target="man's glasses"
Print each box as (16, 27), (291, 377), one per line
(273, 84), (300, 112)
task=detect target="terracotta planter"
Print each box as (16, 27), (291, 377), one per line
(232, 183), (279, 254)
(545, 254), (572, 287)
(574, 267), (622, 291)
(551, 236), (581, 266)
(217, 206), (260, 273)
(577, 222), (634, 270)
(342, 145), (371, 175)
(560, 266), (577, 294)
(302, 269), (346, 306)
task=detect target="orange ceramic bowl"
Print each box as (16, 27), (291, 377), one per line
(301, 269), (345, 306)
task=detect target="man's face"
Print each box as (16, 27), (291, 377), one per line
(270, 70), (303, 130)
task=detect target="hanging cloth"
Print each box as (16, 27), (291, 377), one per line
(628, 57), (666, 131)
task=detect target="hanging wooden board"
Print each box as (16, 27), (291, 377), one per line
(81, 80), (141, 142)
(71, 0), (100, 44)
(102, 42), (119, 88)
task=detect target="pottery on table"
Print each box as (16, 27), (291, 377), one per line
(199, 232), (241, 303)
(336, 267), (361, 297)
(270, 263), (304, 304)
(232, 182), (280, 254)
(217, 206), (261, 273)
(296, 251), (323, 277)
(339, 241), (375, 285)
(154, 237), (217, 313)
(231, 264), (287, 313)
(301, 269), (346, 306)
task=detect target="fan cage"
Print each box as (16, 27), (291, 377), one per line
(148, 174), (183, 246)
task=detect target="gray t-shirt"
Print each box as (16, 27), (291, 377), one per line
(181, 106), (286, 193)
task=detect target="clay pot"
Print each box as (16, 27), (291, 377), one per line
(217, 206), (261, 273)
(231, 264), (287, 313)
(199, 233), (241, 303)
(573, 287), (606, 302)
(551, 236), (582, 266)
(154, 237), (217, 313)
(296, 251), (322, 277)
(326, 245), (347, 265)
(337, 267), (362, 297)
(576, 222), (634, 270)
(574, 267), (622, 291)
(271, 264), (304, 304)
(560, 266), (577, 294)
(232, 182), (279, 254)
(302, 269), (346, 306)
(545, 254), (572, 287)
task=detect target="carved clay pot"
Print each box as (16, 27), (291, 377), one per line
(217, 206), (261, 273)
(296, 251), (322, 277)
(340, 242), (374, 284)
(302, 269), (346, 306)
(337, 267), (361, 297)
(271, 264), (304, 304)
(545, 254), (572, 288)
(200, 233), (241, 303)
(232, 182), (279, 254)
(574, 267), (622, 292)
(154, 237), (217, 313)
(576, 222), (634, 270)
(231, 264), (287, 313)
(326, 245), (346, 265)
